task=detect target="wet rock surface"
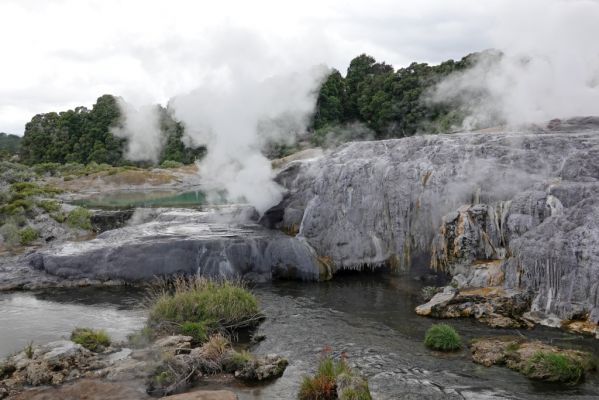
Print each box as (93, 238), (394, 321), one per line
(0, 333), (287, 400)
(470, 336), (596, 384)
(23, 208), (323, 284)
(416, 287), (533, 328)
(271, 119), (599, 330)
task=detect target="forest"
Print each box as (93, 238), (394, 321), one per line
(17, 51), (489, 165)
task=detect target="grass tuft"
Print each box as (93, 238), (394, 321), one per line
(70, 327), (111, 352)
(522, 351), (585, 384)
(147, 276), (260, 339)
(424, 323), (462, 352)
(298, 351), (371, 400)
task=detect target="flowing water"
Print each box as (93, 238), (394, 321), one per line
(1, 274), (598, 399)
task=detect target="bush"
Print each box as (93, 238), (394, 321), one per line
(33, 162), (61, 176)
(424, 324), (462, 352)
(1, 199), (34, 216)
(71, 327), (111, 352)
(0, 223), (19, 246)
(523, 351), (585, 384)
(37, 199), (60, 213)
(66, 207), (92, 230)
(147, 277), (260, 338)
(160, 160), (183, 169)
(18, 226), (38, 245)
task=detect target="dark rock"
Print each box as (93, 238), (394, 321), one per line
(90, 209), (135, 233)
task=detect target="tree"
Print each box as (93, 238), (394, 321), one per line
(313, 69), (346, 130)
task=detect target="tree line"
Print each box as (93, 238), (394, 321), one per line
(312, 51), (489, 144)
(19, 95), (204, 166)
(17, 52), (489, 165)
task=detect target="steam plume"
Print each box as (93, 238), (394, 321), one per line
(432, 0), (599, 128)
(111, 99), (164, 162)
(169, 67), (328, 214)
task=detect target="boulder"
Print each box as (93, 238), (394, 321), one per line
(233, 354), (288, 382)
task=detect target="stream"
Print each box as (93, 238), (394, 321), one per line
(1, 273), (598, 399)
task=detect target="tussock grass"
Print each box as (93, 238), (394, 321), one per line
(147, 276), (261, 340)
(424, 323), (462, 352)
(523, 351), (585, 384)
(298, 350), (371, 400)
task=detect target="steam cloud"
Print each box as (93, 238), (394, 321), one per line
(169, 67), (327, 214)
(111, 99), (164, 162)
(432, 0), (599, 129)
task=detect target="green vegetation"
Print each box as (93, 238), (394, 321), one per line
(312, 51), (499, 146)
(180, 321), (209, 343)
(18, 226), (38, 245)
(66, 207), (92, 230)
(298, 351), (371, 400)
(23, 341), (35, 359)
(147, 277), (260, 340)
(70, 327), (111, 352)
(424, 323), (462, 351)
(20, 95), (204, 166)
(522, 351), (585, 384)
(37, 199), (60, 213)
(0, 132), (21, 159)
(160, 160), (183, 169)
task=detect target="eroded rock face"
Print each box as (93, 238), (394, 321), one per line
(271, 119), (599, 328)
(26, 208), (323, 283)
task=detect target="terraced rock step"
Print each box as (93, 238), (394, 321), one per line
(27, 208), (324, 283)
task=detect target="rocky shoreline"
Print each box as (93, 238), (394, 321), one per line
(0, 333), (287, 400)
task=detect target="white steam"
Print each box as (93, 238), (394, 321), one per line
(111, 98), (164, 162)
(169, 67), (328, 214)
(432, 0), (599, 128)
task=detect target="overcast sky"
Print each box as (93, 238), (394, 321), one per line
(0, 0), (584, 134)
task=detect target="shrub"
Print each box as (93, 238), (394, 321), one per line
(522, 351), (585, 384)
(50, 212), (66, 223)
(66, 207), (92, 230)
(424, 324), (462, 352)
(0, 223), (19, 246)
(160, 160), (183, 169)
(71, 327), (111, 352)
(1, 199), (34, 215)
(18, 226), (38, 245)
(33, 162), (61, 176)
(147, 277), (260, 337)
(37, 199), (60, 213)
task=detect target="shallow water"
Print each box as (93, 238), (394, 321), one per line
(1, 275), (598, 399)
(0, 287), (146, 356)
(71, 190), (209, 209)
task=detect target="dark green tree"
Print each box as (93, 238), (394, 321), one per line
(313, 69), (346, 130)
